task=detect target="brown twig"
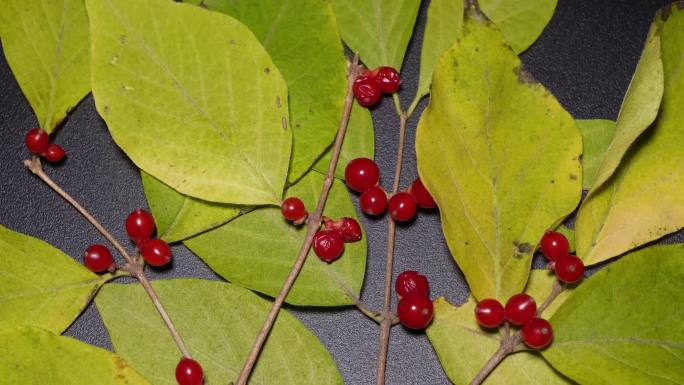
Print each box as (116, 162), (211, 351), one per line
(234, 54), (363, 385)
(23, 158), (191, 358)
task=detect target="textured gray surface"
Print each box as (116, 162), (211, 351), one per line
(0, 1), (679, 384)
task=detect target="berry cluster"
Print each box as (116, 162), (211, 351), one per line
(345, 157), (436, 222)
(540, 230), (585, 283)
(395, 271), (434, 329)
(24, 128), (65, 162)
(353, 67), (401, 107)
(475, 294), (553, 349)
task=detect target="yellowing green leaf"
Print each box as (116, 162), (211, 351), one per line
(96, 279), (343, 385)
(576, 119), (616, 189)
(0, 0), (90, 132)
(202, 0), (348, 181)
(478, 0), (557, 53)
(185, 171), (366, 306)
(88, 0), (290, 205)
(329, 0), (421, 70)
(575, 8), (684, 265)
(0, 225), (109, 333)
(543, 244), (684, 385)
(0, 326), (150, 385)
(416, 17), (582, 301)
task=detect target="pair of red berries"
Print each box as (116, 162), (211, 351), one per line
(353, 66), (400, 107)
(395, 271), (434, 329)
(539, 230), (584, 284)
(176, 357), (204, 385)
(475, 294), (553, 349)
(24, 128), (65, 162)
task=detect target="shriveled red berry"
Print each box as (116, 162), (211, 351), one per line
(359, 185), (388, 216)
(43, 143), (65, 162)
(376, 66), (401, 93)
(281, 197), (307, 222)
(409, 178), (436, 209)
(175, 357), (204, 385)
(353, 75), (382, 107)
(521, 317), (553, 349)
(140, 238), (172, 267)
(504, 293), (537, 326)
(125, 209), (155, 243)
(554, 255), (584, 283)
(475, 298), (505, 328)
(24, 128), (49, 154)
(313, 230), (344, 262)
(397, 294), (434, 329)
(83, 244), (114, 273)
(325, 217), (362, 242)
(539, 230), (570, 261)
(395, 270), (429, 298)
(389, 192), (416, 222)
(345, 158), (380, 193)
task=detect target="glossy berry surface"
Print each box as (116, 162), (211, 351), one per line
(83, 244), (114, 273)
(353, 75), (382, 107)
(140, 238), (172, 267)
(313, 230), (344, 262)
(409, 178), (437, 209)
(388, 192), (417, 222)
(376, 66), (401, 93)
(175, 357), (204, 385)
(281, 197), (307, 222)
(475, 298), (505, 328)
(554, 255), (585, 283)
(504, 293), (537, 326)
(397, 294), (434, 329)
(43, 143), (65, 162)
(125, 209), (155, 243)
(359, 185), (388, 215)
(521, 317), (553, 349)
(539, 230), (570, 261)
(345, 158), (380, 193)
(24, 128), (49, 154)
(395, 270), (429, 298)
(326, 217), (362, 242)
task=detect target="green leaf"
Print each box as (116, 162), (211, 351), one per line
(0, 0), (90, 132)
(185, 171), (366, 306)
(329, 0), (421, 70)
(478, 0), (557, 53)
(313, 101), (375, 179)
(415, 16), (582, 301)
(201, 0), (348, 182)
(141, 172), (240, 243)
(576, 119), (617, 190)
(427, 270), (574, 385)
(575, 8), (683, 265)
(543, 244), (684, 385)
(96, 279), (343, 385)
(0, 326), (150, 385)
(88, 0), (291, 205)
(0, 225), (109, 333)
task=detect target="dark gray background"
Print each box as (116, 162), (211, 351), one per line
(0, 1), (679, 384)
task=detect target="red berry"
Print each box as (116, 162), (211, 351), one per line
(395, 270), (429, 298)
(539, 230), (570, 261)
(397, 294), (434, 329)
(24, 128), (49, 154)
(281, 197), (307, 222)
(521, 317), (553, 349)
(125, 209), (155, 243)
(409, 178), (436, 209)
(359, 185), (388, 216)
(140, 238), (172, 267)
(344, 158), (380, 193)
(175, 357), (204, 385)
(389, 192), (416, 222)
(43, 143), (65, 162)
(475, 298), (505, 328)
(325, 217), (362, 242)
(83, 244), (114, 273)
(554, 255), (585, 283)
(376, 66), (401, 93)
(353, 75), (382, 107)
(313, 230), (345, 262)
(504, 293), (537, 326)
